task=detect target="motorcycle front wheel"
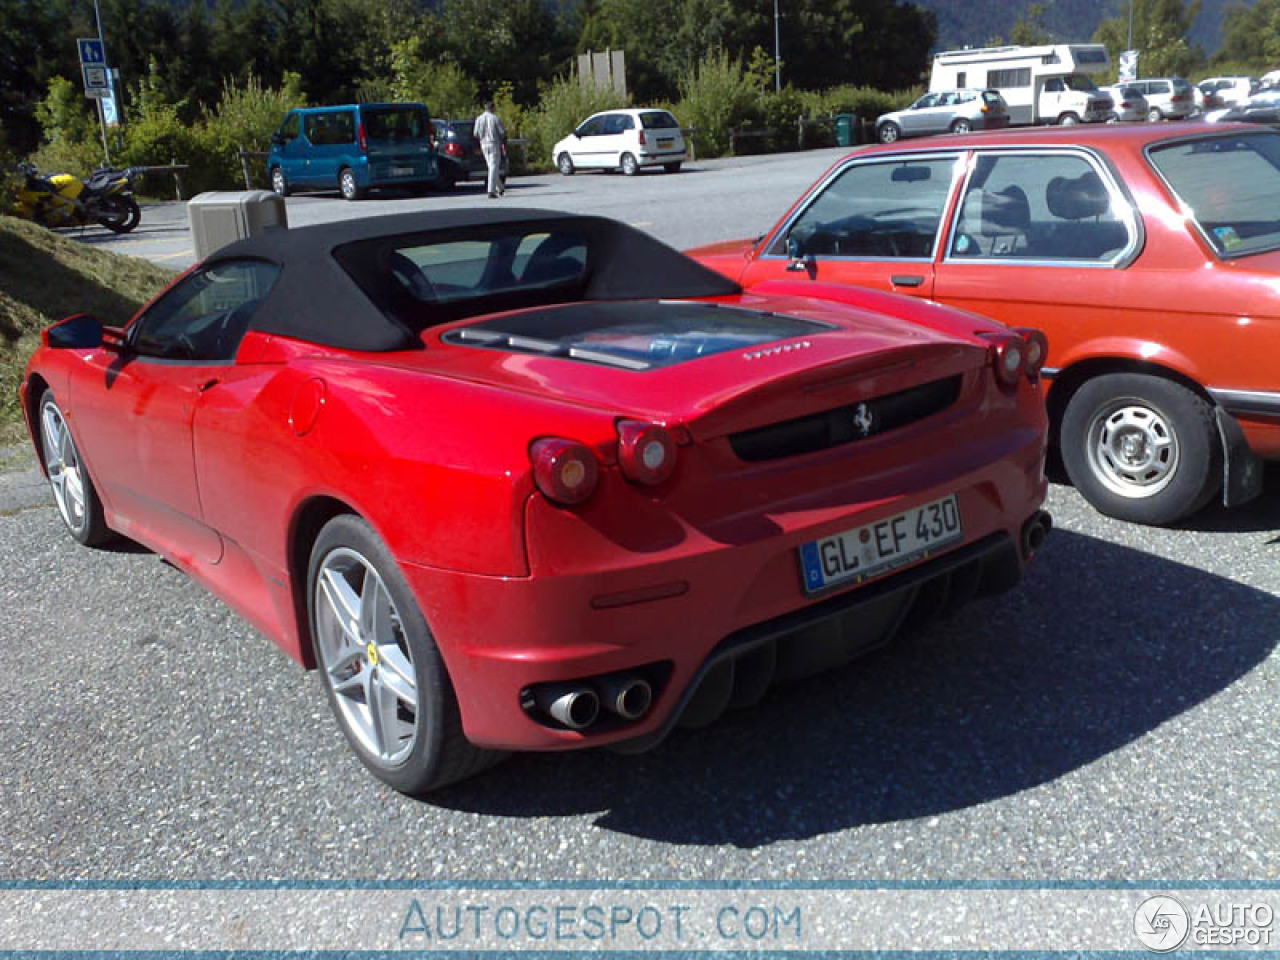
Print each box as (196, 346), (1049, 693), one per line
(96, 196), (141, 234)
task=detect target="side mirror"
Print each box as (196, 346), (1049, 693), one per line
(270, 132), (285, 146)
(44, 313), (103, 350)
(786, 235), (804, 259)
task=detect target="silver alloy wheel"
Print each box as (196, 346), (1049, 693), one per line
(952, 119), (971, 133)
(39, 397), (88, 536)
(1086, 398), (1180, 499)
(557, 153), (574, 175)
(271, 168), (287, 195)
(879, 123), (900, 143)
(340, 169), (358, 200)
(621, 152), (638, 176)
(314, 547), (419, 766)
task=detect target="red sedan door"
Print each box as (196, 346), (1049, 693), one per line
(740, 152), (967, 300)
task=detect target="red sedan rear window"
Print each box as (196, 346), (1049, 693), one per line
(1149, 131), (1280, 257)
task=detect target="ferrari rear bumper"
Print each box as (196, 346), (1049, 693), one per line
(399, 434), (1049, 751)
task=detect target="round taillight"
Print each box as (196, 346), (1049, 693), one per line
(530, 438), (599, 505)
(1015, 327), (1048, 378)
(993, 337), (1026, 388)
(617, 420), (677, 486)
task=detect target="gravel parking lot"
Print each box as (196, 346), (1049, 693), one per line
(2, 148), (1276, 882)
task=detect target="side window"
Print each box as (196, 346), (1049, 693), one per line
(130, 260), (281, 362)
(915, 93), (939, 109)
(777, 157), (959, 260)
(578, 117), (604, 137)
(330, 110), (355, 144)
(279, 113), (300, 140)
(602, 114), (627, 134)
(949, 153), (1132, 262)
(957, 72), (967, 87)
(303, 113), (320, 143)
(1044, 78), (1064, 93)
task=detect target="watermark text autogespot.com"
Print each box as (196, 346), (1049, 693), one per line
(398, 899), (803, 946)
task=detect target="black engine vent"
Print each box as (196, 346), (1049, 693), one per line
(729, 375), (963, 463)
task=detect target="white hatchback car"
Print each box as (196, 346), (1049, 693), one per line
(553, 109), (687, 176)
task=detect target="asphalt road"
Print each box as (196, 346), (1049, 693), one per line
(1, 148), (1277, 882)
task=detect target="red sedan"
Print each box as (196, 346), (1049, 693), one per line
(689, 124), (1280, 525)
(21, 209), (1049, 794)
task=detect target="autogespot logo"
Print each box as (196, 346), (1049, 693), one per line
(1135, 895), (1191, 952)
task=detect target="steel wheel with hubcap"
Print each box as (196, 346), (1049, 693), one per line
(39, 391), (110, 546)
(557, 153), (575, 176)
(620, 152), (639, 176)
(308, 515), (499, 793)
(270, 167), (290, 197)
(950, 118), (971, 134)
(1061, 373), (1219, 525)
(339, 167), (366, 201)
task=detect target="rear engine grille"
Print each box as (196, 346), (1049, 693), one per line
(729, 375), (962, 463)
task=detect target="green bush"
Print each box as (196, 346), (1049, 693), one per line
(525, 74), (626, 168)
(201, 72), (305, 190)
(819, 84), (920, 119)
(675, 49), (761, 158)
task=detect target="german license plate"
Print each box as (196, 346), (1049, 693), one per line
(798, 495), (963, 595)
(658, 138), (673, 147)
(391, 165), (414, 177)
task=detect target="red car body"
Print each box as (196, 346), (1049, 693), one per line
(689, 124), (1280, 525)
(21, 209), (1049, 793)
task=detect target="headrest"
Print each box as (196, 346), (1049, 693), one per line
(980, 185), (1030, 234)
(1046, 171), (1110, 220)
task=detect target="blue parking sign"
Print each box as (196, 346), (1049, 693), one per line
(78, 38), (105, 64)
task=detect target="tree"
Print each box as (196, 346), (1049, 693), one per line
(1011, 3), (1053, 45)
(1093, 0), (1203, 78)
(439, 0), (572, 104)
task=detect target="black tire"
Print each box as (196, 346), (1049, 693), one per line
(1060, 373), (1220, 526)
(878, 122), (901, 144)
(557, 153), (575, 176)
(1059, 112), (1080, 125)
(37, 390), (111, 546)
(1147, 107), (1164, 123)
(96, 196), (140, 234)
(620, 152), (639, 176)
(663, 161), (682, 173)
(339, 167), (366, 201)
(307, 514), (502, 794)
(270, 166), (290, 197)
(950, 118), (971, 134)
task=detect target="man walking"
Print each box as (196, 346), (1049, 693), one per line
(473, 100), (506, 198)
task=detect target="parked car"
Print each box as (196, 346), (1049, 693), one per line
(1125, 77), (1196, 121)
(431, 118), (506, 188)
(267, 102), (438, 200)
(1198, 76), (1259, 109)
(876, 88), (1009, 143)
(687, 124), (1280, 526)
(1206, 89), (1280, 125)
(552, 109), (686, 175)
(21, 209), (1050, 794)
(1105, 84), (1150, 122)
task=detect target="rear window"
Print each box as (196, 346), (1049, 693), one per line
(363, 105), (431, 143)
(1149, 132), (1280, 257)
(981, 90), (1004, 105)
(640, 111), (679, 130)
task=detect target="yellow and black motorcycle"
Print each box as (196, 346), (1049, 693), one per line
(13, 162), (142, 233)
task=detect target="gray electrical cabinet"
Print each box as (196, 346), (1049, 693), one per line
(187, 190), (287, 260)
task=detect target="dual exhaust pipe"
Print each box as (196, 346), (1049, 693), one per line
(534, 673), (654, 730)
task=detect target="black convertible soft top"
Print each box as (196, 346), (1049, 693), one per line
(212, 208), (742, 352)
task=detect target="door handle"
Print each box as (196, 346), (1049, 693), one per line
(199, 378), (220, 392)
(891, 274), (925, 287)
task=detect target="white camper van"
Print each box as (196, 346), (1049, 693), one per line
(930, 44), (1113, 126)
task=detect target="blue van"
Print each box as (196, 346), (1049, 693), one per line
(266, 103), (439, 200)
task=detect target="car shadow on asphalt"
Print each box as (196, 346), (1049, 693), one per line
(429, 528), (1278, 846)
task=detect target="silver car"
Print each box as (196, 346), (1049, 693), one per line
(876, 88), (1010, 143)
(1128, 77), (1197, 120)
(1106, 84), (1150, 122)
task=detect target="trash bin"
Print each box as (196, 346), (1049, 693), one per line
(187, 190), (287, 260)
(834, 113), (855, 147)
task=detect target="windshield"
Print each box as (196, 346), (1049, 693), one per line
(1148, 132), (1280, 257)
(1063, 74), (1099, 92)
(363, 105), (431, 143)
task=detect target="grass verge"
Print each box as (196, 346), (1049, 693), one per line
(0, 215), (175, 429)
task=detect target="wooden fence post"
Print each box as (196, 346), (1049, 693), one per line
(171, 158), (185, 200)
